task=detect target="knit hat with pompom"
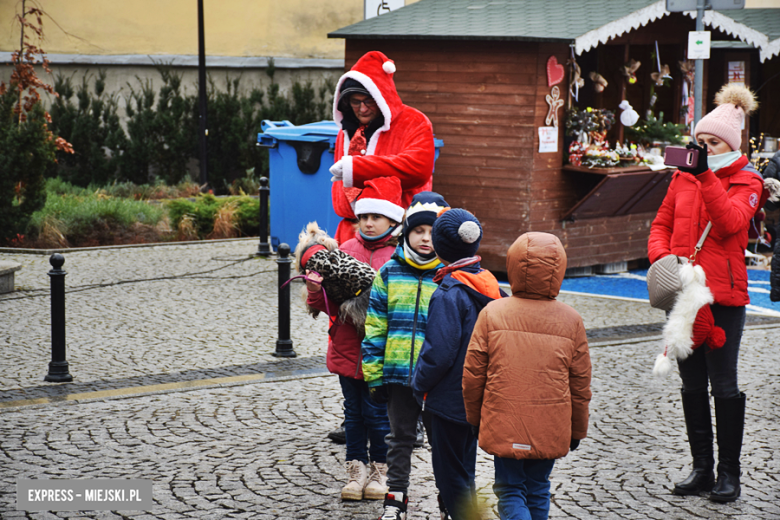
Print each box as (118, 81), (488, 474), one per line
(432, 208), (483, 263)
(694, 84), (757, 151)
(692, 304), (726, 351)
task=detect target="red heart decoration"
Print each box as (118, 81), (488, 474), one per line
(547, 56), (565, 87)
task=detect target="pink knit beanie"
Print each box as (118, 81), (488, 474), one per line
(694, 84), (757, 151)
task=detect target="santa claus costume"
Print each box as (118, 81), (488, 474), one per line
(329, 51), (435, 245)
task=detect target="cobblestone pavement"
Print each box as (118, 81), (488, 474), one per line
(1, 241), (779, 518)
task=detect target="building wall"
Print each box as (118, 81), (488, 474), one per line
(345, 39), (657, 272)
(0, 0), (361, 59)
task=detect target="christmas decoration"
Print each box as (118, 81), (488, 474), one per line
(589, 72), (608, 93)
(624, 112), (686, 146)
(546, 56), (565, 87)
(679, 60), (695, 126)
(651, 64), (672, 87)
(619, 100), (640, 127)
(621, 59), (641, 84)
(565, 107), (615, 146)
(545, 86), (565, 128)
(567, 53), (585, 103)
(568, 140), (586, 167)
(651, 42), (672, 87)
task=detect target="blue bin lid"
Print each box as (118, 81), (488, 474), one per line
(259, 119), (444, 151)
(258, 120), (339, 144)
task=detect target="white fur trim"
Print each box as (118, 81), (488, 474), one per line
(383, 61), (396, 74)
(654, 263), (713, 378)
(458, 221), (481, 244)
(342, 156), (354, 188)
(354, 198), (404, 223)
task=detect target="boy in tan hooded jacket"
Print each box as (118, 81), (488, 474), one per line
(463, 232), (592, 520)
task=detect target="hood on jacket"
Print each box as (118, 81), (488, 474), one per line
(507, 232), (567, 299)
(333, 51), (403, 153)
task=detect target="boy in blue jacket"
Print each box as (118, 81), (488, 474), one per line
(412, 208), (504, 520)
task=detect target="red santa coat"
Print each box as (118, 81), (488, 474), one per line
(648, 156), (764, 306)
(331, 51), (435, 244)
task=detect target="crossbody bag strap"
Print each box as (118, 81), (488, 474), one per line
(690, 186), (733, 264)
(690, 222), (712, 263)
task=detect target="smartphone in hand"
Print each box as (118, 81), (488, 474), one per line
(664, 146), (699, 169)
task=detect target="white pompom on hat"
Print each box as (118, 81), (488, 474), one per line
(431, 208), (483, 263)
(382, 60), (396, 74)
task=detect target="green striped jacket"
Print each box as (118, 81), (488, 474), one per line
(361, 246), (442, 388)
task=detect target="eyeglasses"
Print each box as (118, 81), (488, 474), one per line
(349, 97), (377, 109)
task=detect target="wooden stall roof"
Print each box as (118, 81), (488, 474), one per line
(329, 0), (780, 61)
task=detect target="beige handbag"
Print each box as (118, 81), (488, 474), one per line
(647, 222), (711, 311)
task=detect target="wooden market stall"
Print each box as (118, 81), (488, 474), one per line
(330, 0), (780, 274)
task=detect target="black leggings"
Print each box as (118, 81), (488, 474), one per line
(677, 305), (745, 399)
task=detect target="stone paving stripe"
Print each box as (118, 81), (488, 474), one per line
(0, 367), (330, 411)
(0, 356), (329, 403)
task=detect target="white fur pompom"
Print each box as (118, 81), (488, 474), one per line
(653, 352), (673, 378)
(458, 221), (481, 244)
(383, 61), (396, 74)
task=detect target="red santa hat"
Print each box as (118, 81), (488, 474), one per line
(691, 304), (726, 350)
(333, 51), (401, 135)
(354, 176), (404, 224)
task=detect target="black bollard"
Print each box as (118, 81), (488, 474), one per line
(45, 254), (73, 382)
(273, 243), (296, 358)
(256, 176), (272, 256)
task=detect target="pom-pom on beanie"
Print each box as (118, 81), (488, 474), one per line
(403, 191), (449, 236)
(694, 84), (757, 151)
(432, 208), (483, 263)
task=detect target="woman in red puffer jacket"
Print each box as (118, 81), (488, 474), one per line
(648, 84), (765, 504)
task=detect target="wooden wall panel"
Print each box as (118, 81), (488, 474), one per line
(345, 39), (654, 273)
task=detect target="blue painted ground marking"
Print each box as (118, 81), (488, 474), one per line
(556, 269), (780, 317)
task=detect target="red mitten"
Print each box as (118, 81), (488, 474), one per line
(691, 305), (726, 351)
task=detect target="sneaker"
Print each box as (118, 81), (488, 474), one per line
(341, 460), (367, 501)
(437, 494), (450, 520)
(379, 491), (407, 520)
(363, 462), (388, 500)
(328, 425), (346, 444)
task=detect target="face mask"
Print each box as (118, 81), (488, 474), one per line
(707, 150), (742, 172)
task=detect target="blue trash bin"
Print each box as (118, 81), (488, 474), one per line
(258, 119), (443, 249)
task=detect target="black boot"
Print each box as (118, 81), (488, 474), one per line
(710, 392), (745, 503)
(673, 391), (715, 496)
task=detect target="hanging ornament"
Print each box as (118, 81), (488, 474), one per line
(621, 59), (641, 84)
(589, 72), (608, 93)
(651, 64), (672, 87)
(545, 86), (565, 128)
(546, 56), (565, 87)
(651, 42), (673, 87)
(679, 60), (695, 126)
(619, 100), (639, 127)
(567, 50), (584, 103)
